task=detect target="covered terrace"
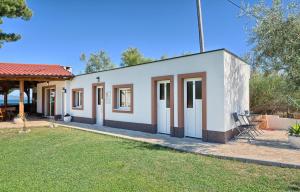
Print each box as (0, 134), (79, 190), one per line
(0, 63), (73, 122)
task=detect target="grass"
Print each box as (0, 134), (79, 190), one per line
(0, 127), (300, 192)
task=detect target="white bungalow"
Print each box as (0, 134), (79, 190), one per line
(0, 49), (250, 143)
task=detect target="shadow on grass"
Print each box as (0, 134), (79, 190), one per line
(288, 181), (300, 191)
(124, 141), (173, 152)
(122, 140), (215, 156)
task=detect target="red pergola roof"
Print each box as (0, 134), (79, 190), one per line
(0, 62), (73, 78)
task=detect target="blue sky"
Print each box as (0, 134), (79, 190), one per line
(0, 0), (278, 74)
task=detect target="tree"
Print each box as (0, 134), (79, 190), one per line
(250, 72), (300, 114)
(250, 73), (289, 113)
(120, 47), (153, 67)
(242, 0), (300, 89)
(0, 0), (32, 47)
(80, 50), (115, 73)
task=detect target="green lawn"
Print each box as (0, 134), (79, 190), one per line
(0, 127), (299, 192)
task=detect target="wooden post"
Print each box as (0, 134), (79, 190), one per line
(19, 80), (29, 132)
(19, 80), (24, 119)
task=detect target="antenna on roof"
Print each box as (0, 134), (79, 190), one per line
(196, 0), (205, 53)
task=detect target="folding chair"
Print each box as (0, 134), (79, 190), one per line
(244, 110), (264, 134)
(232, 112), (255, 142)
(238, 112), (260, 138)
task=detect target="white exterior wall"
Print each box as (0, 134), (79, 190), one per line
(223, 51), (251, 131)
(266, 115), (298, 130)
(37, 50), (250, 134)
(67, 50), (225, 132)
(37, 81), (67, 116)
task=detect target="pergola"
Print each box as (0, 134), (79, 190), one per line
(0, 63), (73, 119)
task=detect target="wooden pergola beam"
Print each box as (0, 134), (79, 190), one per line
(0, 81), (37, 90)
(0, 77), (71, 81)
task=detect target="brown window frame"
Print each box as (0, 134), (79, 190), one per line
(112, 84), (133, 113)
(72, 88), (84, 110)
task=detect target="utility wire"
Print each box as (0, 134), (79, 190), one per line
(225, 0), (259, 19)
(226, 0), (247, 12)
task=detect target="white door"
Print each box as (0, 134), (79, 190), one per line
(184, 78), (202, 138)
(157, 81), (171, 134)
(45, 88), (55, 117)
(96, 86), (104, 125)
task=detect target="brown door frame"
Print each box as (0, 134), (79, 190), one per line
(42, 85), (56, 116)
(151, 75), (174, 134)
(177, 72), (207, 139)
(92, 82), (105, 124)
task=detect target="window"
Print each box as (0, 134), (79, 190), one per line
(166, 83), (170, 108)
(187, 81), (193, 108)
(119, 88), (131, 109)
(159, 84), (165, 100)
(97, 88), (103, 105)
(72, 89), (84, 110)
(195, 81), (202, 99)
(113, 84), (133, 113)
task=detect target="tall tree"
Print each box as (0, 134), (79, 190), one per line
(80, 50), (115, 73)
(120, 47), (153, 67)
(0, 0), (32, 47)
(242, 0), (300, 89)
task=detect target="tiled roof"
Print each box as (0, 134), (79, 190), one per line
(0, 63), (73, 78)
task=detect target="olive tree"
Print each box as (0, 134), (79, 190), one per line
(243, 0), (300, 89)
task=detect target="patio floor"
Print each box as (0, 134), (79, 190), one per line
(211, 130), (300, 167)
(0, 117), (50, 129)
(55, 121), (300, 169)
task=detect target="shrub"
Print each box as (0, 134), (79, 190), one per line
(250, 73), (289, 113)
(289, 122), (300, 137)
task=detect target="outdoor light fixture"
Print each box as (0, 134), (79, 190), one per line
(62, 88), (67, 93)
(96, 76), (100, 82)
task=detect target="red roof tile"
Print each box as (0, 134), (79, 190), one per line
(0, 63), (73, 78)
